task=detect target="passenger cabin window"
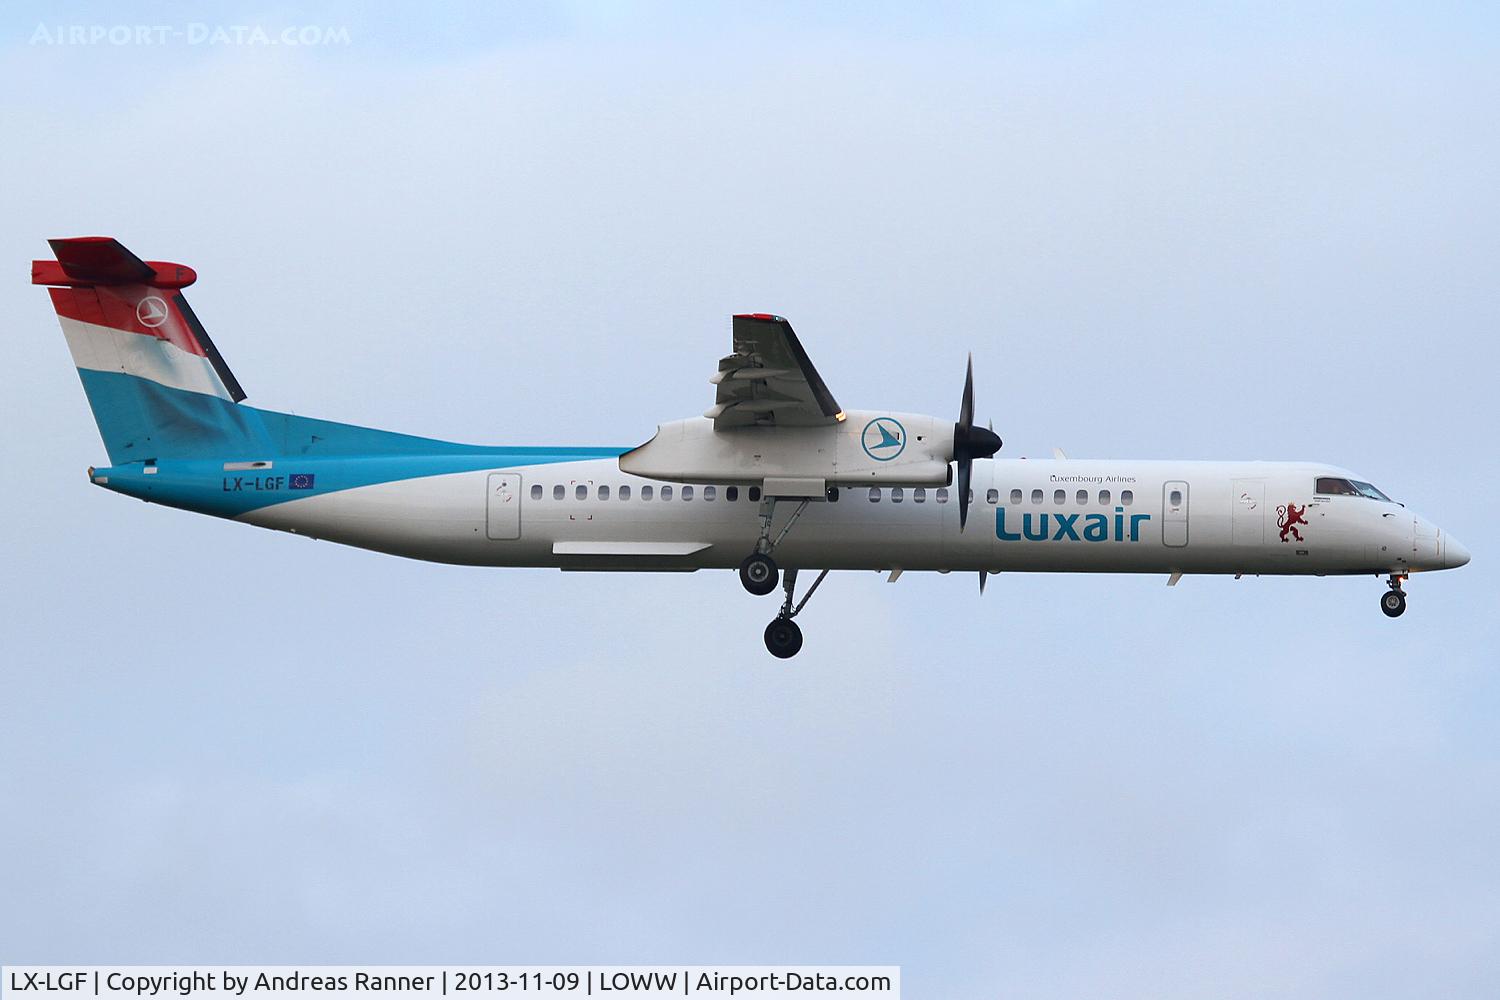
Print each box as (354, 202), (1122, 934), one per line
(827, 486), (840, 502)
(726, 486), (739, 502)
(869, 487), (881, 502)
(553, 485), (565, 500)
(749, 487), (762, 502)
(703, 486), (716, 501)
(936, 488), (949, 504)
(1121, 490), (1133, 506)
(598, 485), (610, 500)
(1099, 489), (1110, 505)
(1031, 489), (1043, 504)
(1054, 489), (1066, 505)
(1315, 477), (1361, 496)
(575, 485), (588, 500)
(682, 485), (694, 500)
(661, 485), (673, 500)
(1010, 488), (1023, 505)
(1076, 489), (1087, 505)
(986, 488), (999, 504)
(914, 487), (926, 503)
(891, 487), (904, 503)
(619, 485), (631, 500)
(531, 484), (543, 500)
(642, 485), (654, 500)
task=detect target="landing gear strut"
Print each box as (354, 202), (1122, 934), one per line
(1381, 574), (1407, 618)
(763, 567), (830, 659)
(739, 496), (813, 595)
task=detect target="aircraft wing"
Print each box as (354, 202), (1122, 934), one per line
(707, 314), (844, 429)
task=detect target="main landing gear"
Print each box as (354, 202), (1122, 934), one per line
(739, 552), (778, 596)
(739, 496), (814, 595)
(764, 567), (830, 659)
(736, 492), (828, 657)
(1381, 574), (1408, 618)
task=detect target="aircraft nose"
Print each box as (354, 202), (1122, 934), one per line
(1445, 534), (1471, 569)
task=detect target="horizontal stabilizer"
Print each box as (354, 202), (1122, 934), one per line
(33, 237), (197, 289)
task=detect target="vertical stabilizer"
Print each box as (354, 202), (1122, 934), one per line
(35, 237), (266, 462)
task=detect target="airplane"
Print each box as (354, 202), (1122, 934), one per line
(35, 237), (1471, 658)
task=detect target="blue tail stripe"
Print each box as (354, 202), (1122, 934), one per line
(79, 369), (622, 460)
(79, 371), (627, 516)
(94, 452), (623, 518)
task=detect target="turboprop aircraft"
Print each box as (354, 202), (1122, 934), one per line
(36, 237), (1470, 658)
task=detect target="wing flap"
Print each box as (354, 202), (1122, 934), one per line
(713, 314), (843, 429)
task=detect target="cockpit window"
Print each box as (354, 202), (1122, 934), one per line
(1316, 476), (1393, 502)
(1315, 477), (1360, 496)
(1351, 480), (1393, 502)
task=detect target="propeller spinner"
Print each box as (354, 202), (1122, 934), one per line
(953, 355), (1002, 531)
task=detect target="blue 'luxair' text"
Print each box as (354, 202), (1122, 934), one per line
(997, 506), (1151, 542)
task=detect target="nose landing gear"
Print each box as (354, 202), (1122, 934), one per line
(1381, 574), (1407, 618)
(763, 567), (830, 659)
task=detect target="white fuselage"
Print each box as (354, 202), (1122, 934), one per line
(238, 458), (1460, 578)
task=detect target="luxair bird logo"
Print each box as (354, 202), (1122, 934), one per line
(1277, 502), (1309, 542)
(861, 417), (906, 461)
(135, 295), (169, 328)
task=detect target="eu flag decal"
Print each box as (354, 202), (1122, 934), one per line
(289, 473), (316, 490)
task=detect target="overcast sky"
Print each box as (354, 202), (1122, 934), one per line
(2, 4), (1497, 997)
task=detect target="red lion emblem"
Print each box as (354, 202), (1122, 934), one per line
(1277, 502), (1309, 542)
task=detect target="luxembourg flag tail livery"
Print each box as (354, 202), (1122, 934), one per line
(35, 236), (515, 467)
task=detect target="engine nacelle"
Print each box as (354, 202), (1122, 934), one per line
(619, 410), (954, 494)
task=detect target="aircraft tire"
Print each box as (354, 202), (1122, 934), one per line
(740, 553), (779, 595)
(764, 617), (803, 658)
(1381, 590), (1407, 618)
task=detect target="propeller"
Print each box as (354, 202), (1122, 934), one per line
(953, 354), (1002, 530)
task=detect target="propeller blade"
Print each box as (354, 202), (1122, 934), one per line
(957, 454), (971, 530)
(952, 354), (1001, 535)
(959, 354), (975, 431)
(979, 569), (988, 594)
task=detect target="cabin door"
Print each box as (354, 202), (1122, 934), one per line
(486, 473), (522, 540)
(1232, 479), (1264, 545)
(1163, 480), (1189, 547)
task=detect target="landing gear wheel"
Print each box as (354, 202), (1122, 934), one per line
(739, 553), (779, 595)
(764, 617), (804, 658)
(1381, 589), (1407, 618)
